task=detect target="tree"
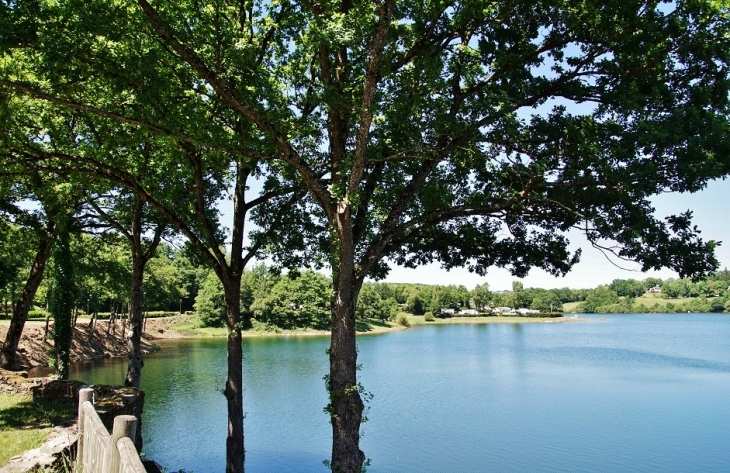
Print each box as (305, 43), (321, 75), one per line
(195, 271), (226, 327)
(82, 181), (171, 388)
(251, 270), (331, 329)
(609, 279), (646, 298)
(578, 286), (620, 313)
(0, 218), (28, 308)
(511, 281), (527, 309)
(471, 283), (490, 311)
(357, 283), (398, 322)
(405, 292), (425, 315)
(0, 173), (60, 369)
(3, 1), (730, 471)
(50, 216), (74, 379)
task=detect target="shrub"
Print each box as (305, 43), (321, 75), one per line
(423, 312), (435, 322)
(195, 272), (226, 327)
(28, 310), (48, 319)
(145, 311), (180, 318)
(396, 314), (410, 327)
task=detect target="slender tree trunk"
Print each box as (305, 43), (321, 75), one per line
(0, 227), (55, 370)
(222, 280), (245, 473)
(329, 210), (365, 473)
(124, 242), (144, 389)
(52, 224), (74, 380)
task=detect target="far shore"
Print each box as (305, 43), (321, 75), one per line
(139, 313), (584, 340)
(0, 313), (583, 370)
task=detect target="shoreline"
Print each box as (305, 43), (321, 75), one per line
(0, 313), (582, 370)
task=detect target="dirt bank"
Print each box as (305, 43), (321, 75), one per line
(0, 316), (189, 371)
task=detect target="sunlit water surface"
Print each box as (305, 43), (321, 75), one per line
(70, 313), (730, 472)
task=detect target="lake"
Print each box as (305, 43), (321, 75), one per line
(70, 313), (730, 472)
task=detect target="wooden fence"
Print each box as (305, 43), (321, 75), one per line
(77, 388), (146, 473)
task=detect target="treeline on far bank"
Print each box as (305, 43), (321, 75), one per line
(568, 274), (730, 314)
(4, 227), (730, 328)
(193, 269), (730, 325)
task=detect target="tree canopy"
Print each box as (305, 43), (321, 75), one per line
(2, 1), (730, 471)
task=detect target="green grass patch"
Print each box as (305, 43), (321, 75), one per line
(563, 301), (581, 312)
(0, 393), (75, 465)
(633, 296), (696, 307)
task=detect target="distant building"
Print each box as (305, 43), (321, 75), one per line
(648, 285), (662, 293)
(492, 307), (513, 314)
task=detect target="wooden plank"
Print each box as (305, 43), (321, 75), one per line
(77, 388), (94, 462)
(117, 437), (147, 473)
(105, 415), (137, 473)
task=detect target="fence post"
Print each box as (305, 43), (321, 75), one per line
(105, 415), (137, 473)
(77, 388), (94, 463)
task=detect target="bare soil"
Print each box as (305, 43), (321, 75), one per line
(0, 316), (190, 371)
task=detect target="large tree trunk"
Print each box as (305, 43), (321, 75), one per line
(222, 280), (245, 473)
(329, 210), (365, 473)
(0, 227), (54, 370)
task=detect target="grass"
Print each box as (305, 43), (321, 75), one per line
(563, 301), (581, 312)
(563, 293), (716, 312)
(633, 296), (697, 307)
(0, 393), (76, 466)
(164, 314), (400, 338)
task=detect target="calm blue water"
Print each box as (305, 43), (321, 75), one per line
(70, 313), (730, 472)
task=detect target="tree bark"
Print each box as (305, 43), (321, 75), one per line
(328, 209), (365, 473)
(223, 280), (245, 473)
(124, 240), (144, 389)
(0, 225), (55, 370)
(52, 223), (73, 380)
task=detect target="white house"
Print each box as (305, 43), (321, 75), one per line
(516, 308), (540, 315)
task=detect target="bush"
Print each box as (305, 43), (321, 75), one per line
(423, 311), (435, 322)
(28, 310), (48, 319)
(396, 314), (410, 327)
(195, 272), (226, 327)
(145, 311), (180, 318)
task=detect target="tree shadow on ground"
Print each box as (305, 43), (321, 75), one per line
(0, 395), (75, 431)
(355, 319), (391, 332)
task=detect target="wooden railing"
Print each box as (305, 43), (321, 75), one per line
(77, 388), (146, 473)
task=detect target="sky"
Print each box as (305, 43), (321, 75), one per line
(376, 180), (730, 291)
(379, 178), (730, 291)
(223, 177), (730, 292)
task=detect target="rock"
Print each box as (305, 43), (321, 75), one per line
(0, 426), (77, 473)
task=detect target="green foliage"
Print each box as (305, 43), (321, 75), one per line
(423, 311), (435, 322)
(251, 270), (332, 329)
(609, 279), (647, 298)
(0, 219), (29, 297)
(395, 314), (410, 328)
(357, 284), (399, 322)
(405, 293), (425, 315)
(194, 272), (225, 327)
(576, 286), (620, 314)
